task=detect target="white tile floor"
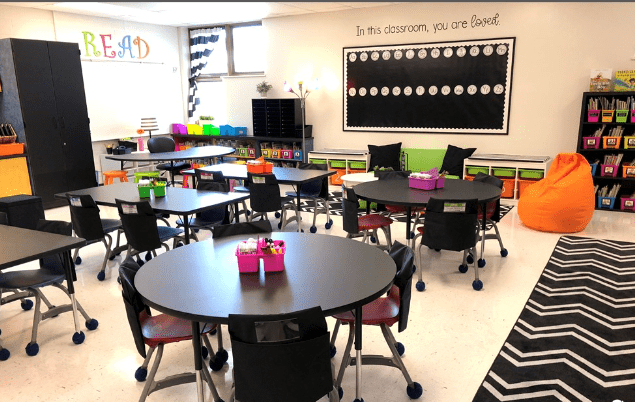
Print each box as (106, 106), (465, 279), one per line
(2, 192), (633, 402)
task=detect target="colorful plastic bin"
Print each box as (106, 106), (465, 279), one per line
(631, 110), (635, 123)
(583, 137), (601, 149)
(616, 110), (629, 123)
(622, 165), (635, 178)
(330, 168), (346, 185)
(597, 196), (616, 209)
(500, 178), (516, 199)
(465, 165), (489, 175)
(293, 150), (303, 160)
(588, 109), (600, 122)
(600, 164), (619, 178)
(235, 239), (286, 273)
(601, 110), (615, 123)
(134, 171), (160, 183)
(518, 169), (544, 179)
(620, 197), (635, 211)
(603, 136), (622, 149)
(138, 186), (152, 198)
(590, 163), (598, 176)
(329, 160), (347, 169)
(516, 179), (539, 198)
(624, 137), (635, 149)
(492, 167), (516, 177)
(347, 161), (367, 170)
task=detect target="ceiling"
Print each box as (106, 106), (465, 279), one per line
(0, 2), (400, 27)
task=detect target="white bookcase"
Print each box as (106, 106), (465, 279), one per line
(463, 154), (552, 201)
(308, 149), (370, 186)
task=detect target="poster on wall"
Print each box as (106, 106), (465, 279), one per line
(343, 37), (515, 135)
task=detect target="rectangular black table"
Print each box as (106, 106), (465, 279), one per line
(56, 182), (250, 244)
(182, 163), (335, 232)
(0, 225), (87, 351)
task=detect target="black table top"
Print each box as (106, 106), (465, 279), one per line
(56, 182), (250, 215)
(105, 145), (235, 162)
(135, 232), (396, 324)
(354, 177), (502, 206)
(183, 163), (336, 185)
(0, 225), (86, 270)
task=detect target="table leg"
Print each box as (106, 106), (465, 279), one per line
(295, 185), (302, 232)
(354, 305), (363, 400)
(479, 202), (487, 263)
(62, 251), (81, 334)
(405, 206), (412, 247)
(191, 321), (205, 402)
(183, 213), (191, 244)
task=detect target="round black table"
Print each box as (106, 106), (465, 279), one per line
(105, 145), (235, 164)
(354, 177), (502, 244)
(135, 232), (396, 401)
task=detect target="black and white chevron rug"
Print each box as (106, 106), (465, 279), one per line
(472, 236), (635, 401)
(300, 191), (513, 225)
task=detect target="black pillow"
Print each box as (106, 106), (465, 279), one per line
(440, 145), (476, 178)
(368, 142), (402, 172)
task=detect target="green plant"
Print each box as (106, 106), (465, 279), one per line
(199, 116), (214, 121)
(256, 81), (273, 94)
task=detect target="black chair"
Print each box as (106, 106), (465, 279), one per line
(118, 257), (223, 402)
(247, 173), (297, 230)
(147, 137), (191, 186)
(376, 170), (424, 241)
(0, 219), (98, 357)
(228, 306), (336, 402)
(196, 169), (250, 223)
(341, 185), (393, 250)
(115, 199), (185, 267)
(65, 194), (125, 281)
(0, 212), (8, 360)
(416, 197), (482, 291)
(211, 219), (272, 239)
(284, 163), (333, 233)
(471, 172), (509, 267)
(331, 241), (422, 400)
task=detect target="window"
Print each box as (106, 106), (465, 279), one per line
(191, 22), (264, 81)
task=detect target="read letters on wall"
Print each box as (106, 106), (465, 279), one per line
(343, 37), (515, 135)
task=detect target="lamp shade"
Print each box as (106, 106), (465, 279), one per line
(141, 118), (158, 133)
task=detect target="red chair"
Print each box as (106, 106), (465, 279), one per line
(118, 257), (224, 402)
(341, 185), (393, 249)
(330, 241), (422, 400)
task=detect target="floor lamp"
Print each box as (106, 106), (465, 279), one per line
(141, 117), (158, 138)
(283, 79), (318, 163)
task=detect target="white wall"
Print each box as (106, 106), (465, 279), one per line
(221, 2), (635, 159)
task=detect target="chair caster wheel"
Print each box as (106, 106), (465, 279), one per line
(466, 253), (474, 264)
(310, 226), (317, 233)
(97, 271), (105, 281)
(435, 249), (441, 252)
(395, 342), (405, 356)
(216, 349), (229, 364)
(330, 345), (337, 358)
(300, 229), (304, 233)
(338, 387), (344, 400)
(472, 280), (484, 291)
(407, 382), (423, 399)
(135, 367), (147, 382)
(245, 210), (251, 217)
(275, 212), (281, 219)
(477, 259), (486, 268)
(25, 342), (39, 356)
(201, 346), (209, 359)
(72, 331), (85, 344)
(135, 256), (144, 266)
(501, 248), (509, 257)
(210, 327), (217, 336)
(86, 319), (99, 330)
(325, 220), (333, 229)
(144, 252), (152, 261)
(175, 242), (184, 248)
(210, 357), (225, 371)
(370, 236), (376, 243)
(353, 398), (364, 402)
(458, 264), (469, 273)
(277, 222), (282, 229)
(117, 276), (122, 284)
(0, 348), (10, 361)
(21, 299), (33, 311)
(415, 281), (425, 291)
(75, 256), (82, 265)
(108, 253), (117, 261)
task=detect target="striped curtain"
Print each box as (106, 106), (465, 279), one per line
(188, 28), (223, 119)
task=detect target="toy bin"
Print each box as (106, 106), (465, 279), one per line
(597, 196), (616, 209)
(134, 171), (160, 183)
(293, 150), (303, 160)
(172, 123), (187, 134)
(203, 125), (220, 136)
(616, 109), (629, 123)
(237, 148), (248, 157)
(465, 165), (489, 175)
(588, 109), (600, 122)
(220, 125), (234, 136)
(153, 183), (166, 197)
(500, 178), (516, 199)
(622, 165), (635, 178)
(582, 137), (601, 149)
(620, 197), (635, 211)
(590, 163), (598, 176)
(261, 149), (272, 158)
(347, 161), (367, 170)
(187, 124), (203, 135)
(281, 149), (293, 159)
(492, 167), (516, 178)
(517, 179), (539, 198)
(603, 136), (622, 149)
(631, 110), (635, 123)
(600, 164), (619, 178)
(330, 168), (346, 185)
(0, 143), (24, 156)
(262, 240), (286, 272)
(329, 160), (347, 169)
(518, 169), (544, 179)
(309, 158), (327, 165)
(235, 127), (247, 136)
(138, 186), (152, 198)
(624, 136), (635, 149)
(601, 110), (615, 123)
(248, 148), (256, 158)
(271, 149), (281, 159)
(464, 174), (475, 181)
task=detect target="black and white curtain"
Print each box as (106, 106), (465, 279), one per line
(188, 28), (223, 119)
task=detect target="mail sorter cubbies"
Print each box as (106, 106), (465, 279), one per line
(577, 91), (635, 212)
(463, 154), (552, 201)
(307, 150), (370, 186)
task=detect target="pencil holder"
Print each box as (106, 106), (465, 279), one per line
(600, 164), (619, 178)
(622, 165), (635, 178)
(620, 197), (635, 212)
(616, 109), (629, 123)
(602, 136), (622, 149)
(601, 110), (615, 123)
(597, 196), (616, 210)
(588, 109), (600, 122)
(631, 110), (635, 123)
(590, 163), (598, 176)
(625, 137), (635, 149)
(583, 137), (601, 149)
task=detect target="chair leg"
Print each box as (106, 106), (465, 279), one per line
(139, 343), (164, 402)
(334, 320), (355, 390)
(380, 323), (418, 389)
(98, 235), (113, 280)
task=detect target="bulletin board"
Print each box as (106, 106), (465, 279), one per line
(343, 37), (515, 134)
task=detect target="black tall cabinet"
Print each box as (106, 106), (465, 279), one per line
(0, 38), (96, 208)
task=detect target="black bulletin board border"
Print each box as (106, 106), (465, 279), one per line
(343, 37), (516, 135)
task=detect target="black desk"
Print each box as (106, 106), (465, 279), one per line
(354, 178), (502, 244)
(135, 232), (396, 401)
(56, 182), (249, 244)
(0, 225), (87, 356)
(105, 145), (235, 173)
(183, 163), (335, 232)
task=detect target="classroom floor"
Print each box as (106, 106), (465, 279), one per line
(1, 189), (632, 402)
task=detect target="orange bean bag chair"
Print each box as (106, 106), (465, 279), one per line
(518, 153), (595, 233)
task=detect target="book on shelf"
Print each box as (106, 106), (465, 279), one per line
(613, 70), (635, 92)
(589, 69), (612, 92)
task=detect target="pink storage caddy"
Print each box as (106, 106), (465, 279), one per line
(408, 168), (445, 190)
(235, 239), (286, 273)
(172, 123), (187, 134)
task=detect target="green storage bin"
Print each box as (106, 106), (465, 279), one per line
(134, 171), (160, 183)
(329, 160), (347, 168)
(153, 185), (166, 197)
(309, 158), (327, 164)
(465, 165), (489, 175)
(138, 186), (152, 198)
(492, 167), (516, 177)
(518, 169), (544, 179)
(347, 161), (367, 169)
